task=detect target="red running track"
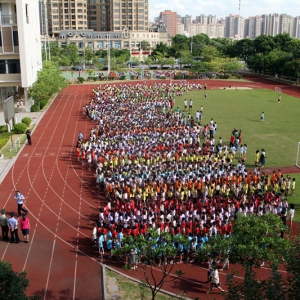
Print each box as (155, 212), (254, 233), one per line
(0, 76), (299, 300)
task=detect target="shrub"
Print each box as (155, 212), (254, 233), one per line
(162, 66), (170, 70)
(13, 123), (27, 134)
(0, 132), (10, 148)
(160, 76), (166, 79)
(119, 76), (126, 80)
(21, 117), (31, 127)
(174, 74), (182, 80)
(150, 66), (158, 70)
(77, 77), (84, 83)
(92, 76), (98, 81)
(30, 105), (40, 112)
(0, 125), (7, 133)
(40, 99), (48, 109)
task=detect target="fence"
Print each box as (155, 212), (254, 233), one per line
(10, 138), (20, 152)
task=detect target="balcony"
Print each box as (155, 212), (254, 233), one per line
(0, 14), (17, 25)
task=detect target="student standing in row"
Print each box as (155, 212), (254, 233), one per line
(20, 214), (30, 243)
(0, 209), (9, 241)
(7, 212), (19, 243)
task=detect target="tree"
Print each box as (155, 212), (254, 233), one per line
(0, 259), (41, 299)
(61, 43), (79, 66)
(234, 39), (255, 63)
(151, 42), (171, 58)
(198, 213), (292, 299)
(253, 35), (275, 54)
(84, 46), (95, 67)
(28, 61), (67, 103)
(140, 40), (151, 51)
(201, 45), (222, 62)
(113, 229), (186, 300)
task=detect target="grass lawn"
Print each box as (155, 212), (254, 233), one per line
(106, 268), (186, 300)
(174, 89), (300, 221)
(174, 89), (300, 168)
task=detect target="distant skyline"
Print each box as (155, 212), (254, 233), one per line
(150, 0), (300, 22)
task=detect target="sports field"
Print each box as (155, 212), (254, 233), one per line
(174, 89), (300, 168)
(173, 88), (300, 221)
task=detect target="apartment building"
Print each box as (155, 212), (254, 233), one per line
(244, 15), (262, 39)
(159, 10), (177, 36)
(0, 0), (42, 112)
(47, 0), (88, 36)
(87, 0), (149, 32)
(225, 14), (244, 39)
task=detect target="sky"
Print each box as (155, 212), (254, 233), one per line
(149, 0), (300, 22)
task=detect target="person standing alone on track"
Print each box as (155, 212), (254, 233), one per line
(14, 191), (28, 217)
(26, 129), (31, 145)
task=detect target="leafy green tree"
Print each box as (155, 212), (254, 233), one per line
(253, 35), (275, 54)
(171, 34), (190, 47)
(234, 39), (255, 63)
(198, 213), (292, 299)
(84, 46), (95, 67)
(0, 259), (41, 299)
(201, 45), (222, 62)
(140, 40), (151, 50)
(151, 42), (171, 58)
(28, 61), (67, 103)
(178, 50), (193, 67)
(143, 56), (154, 68)
(113, 229), (186, 300)
(61, 43), (79, 66)
(273, 33), (293, 51)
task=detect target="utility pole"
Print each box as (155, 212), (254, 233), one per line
(107, 34), (111, 76)
(238, 0), (241, 40)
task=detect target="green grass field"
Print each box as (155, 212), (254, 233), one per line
(174, 88), (300, 221)
(175, 89), (300, 168)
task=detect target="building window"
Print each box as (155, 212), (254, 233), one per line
(0, 59), (21, 74)
(77, 9), (83, 13)
(13, 31), (19, 46)
(97, 42), (103, 48)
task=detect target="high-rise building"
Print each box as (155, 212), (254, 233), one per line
(86, 0), (149, 33)
(159, 10), (177, 36)
(225, 14), (244, 39)
(181, 15), (192, 31)
(47, 0), (88, 36)
(39, 0), (48, 36)
(195, 14), (216, 25)
(293, 16), (300, 38)
(0, 0), (42, 112)
(244, 16), (262, 39)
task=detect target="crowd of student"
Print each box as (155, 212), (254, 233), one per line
(76, 82), (295, 272)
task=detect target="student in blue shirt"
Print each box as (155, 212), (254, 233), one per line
(106, 237), (113, 258)
(98, 232), (104, 260)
